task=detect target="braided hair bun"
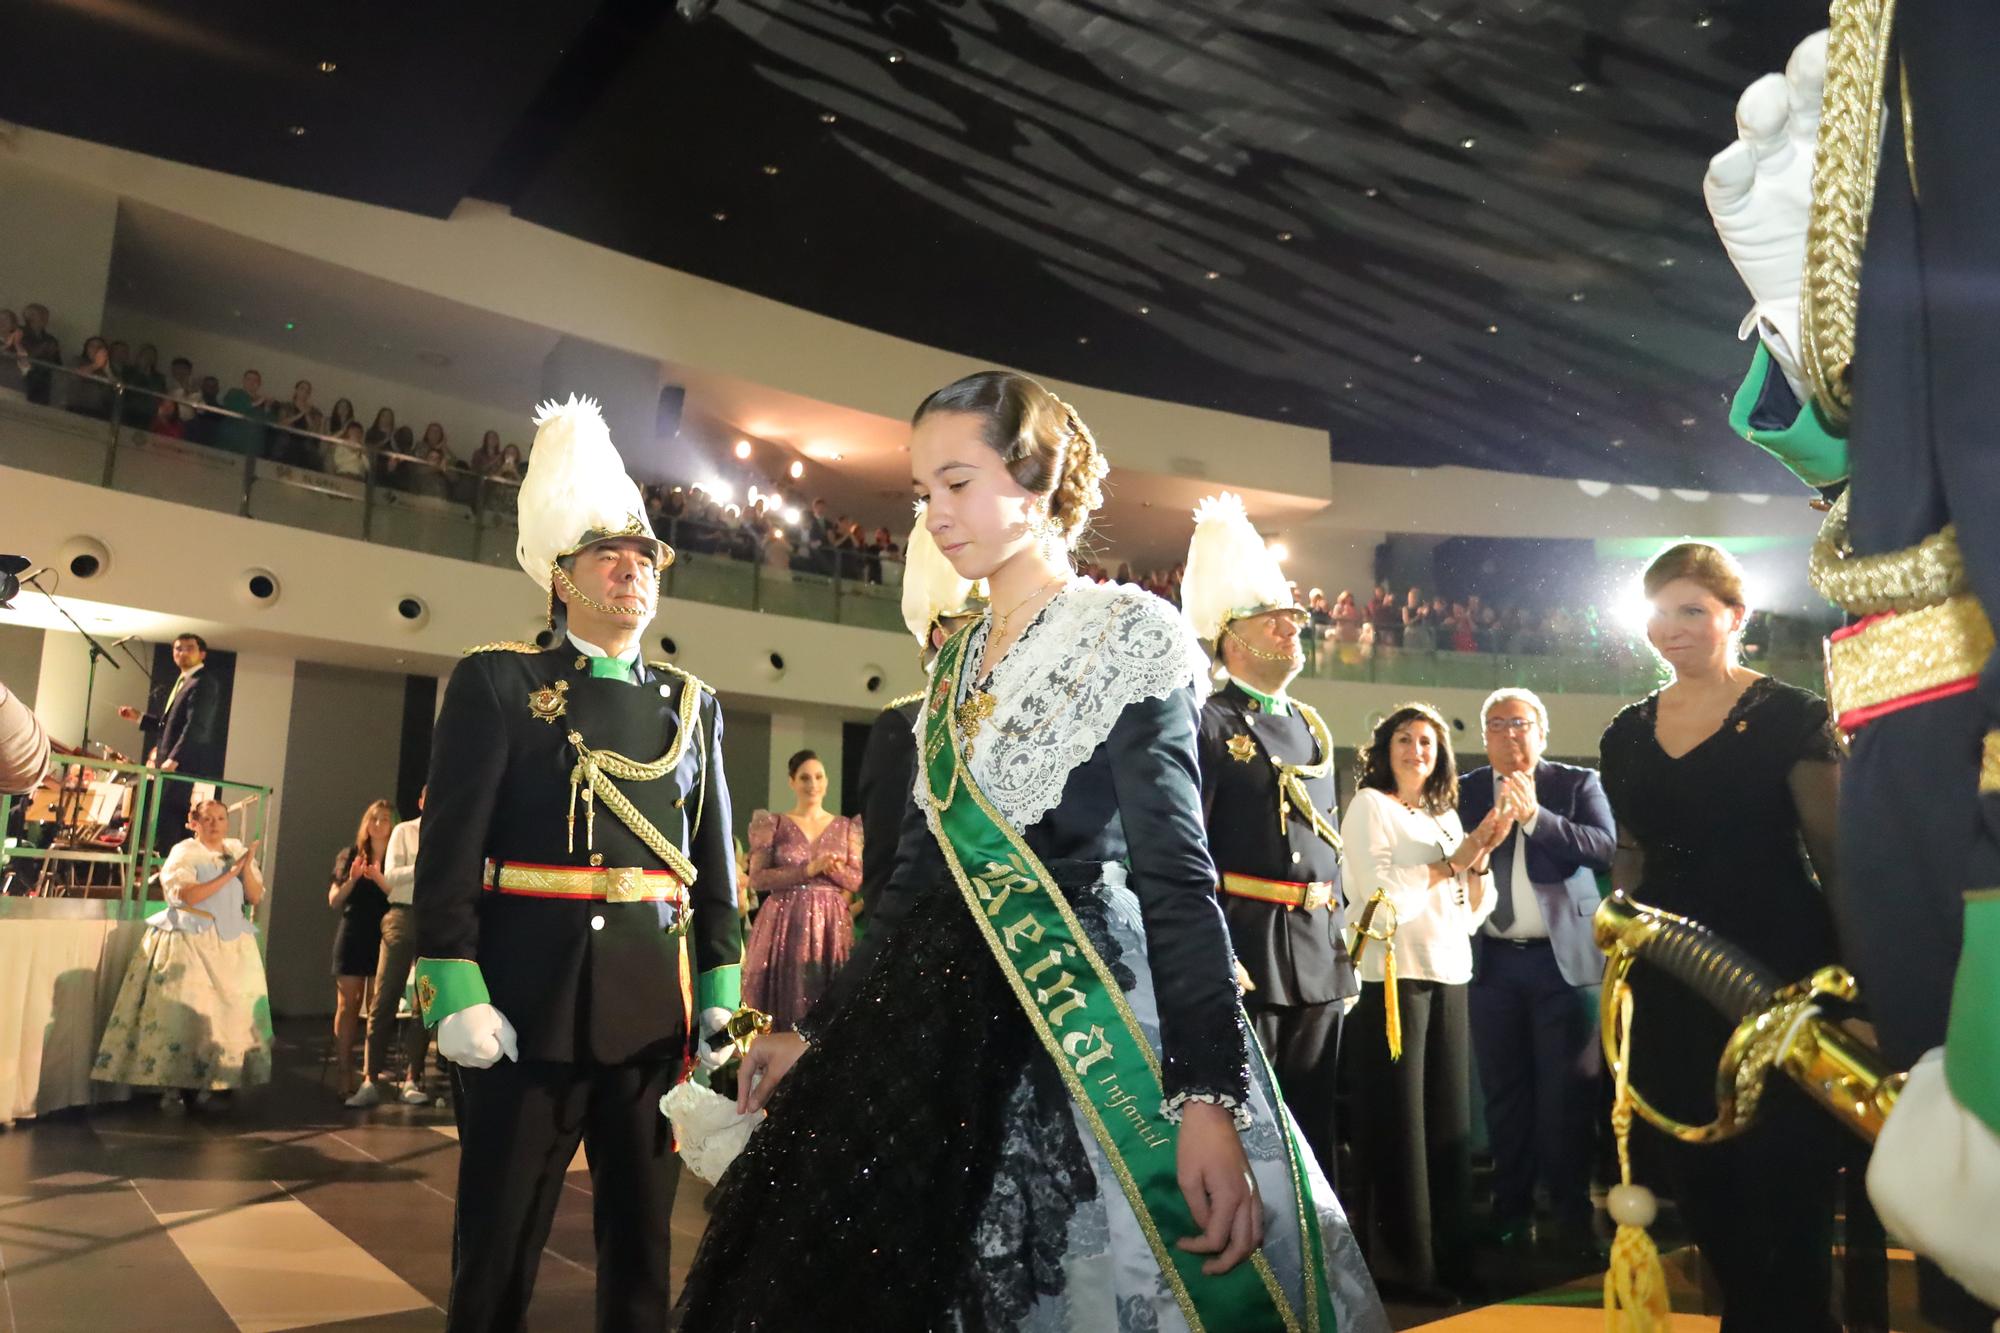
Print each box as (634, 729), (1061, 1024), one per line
(910, 370), (1108, 551)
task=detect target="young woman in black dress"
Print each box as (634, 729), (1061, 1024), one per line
(1598, 542), (1844, 1333)
(328, 799), (394, 1101)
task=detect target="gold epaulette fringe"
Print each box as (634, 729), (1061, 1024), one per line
(463, 641), (545, 656)
(649, 661), (715, 695)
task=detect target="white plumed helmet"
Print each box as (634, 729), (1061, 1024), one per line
(1180, 491), (1303, 644)
(514, 394), (666, 593)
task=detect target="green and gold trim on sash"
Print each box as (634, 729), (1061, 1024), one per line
(921, 628), (1337, 1333)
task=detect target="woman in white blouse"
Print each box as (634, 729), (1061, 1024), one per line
(1339, 702), (1511, 1304)
(93, 798), (275, 1111)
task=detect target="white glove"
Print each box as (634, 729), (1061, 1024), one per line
(438, 1002), (519, 1069)
(695, 1006), (734, 1071)
(1867, 1049), (2000, 1309)
(1703, 29), (1826, 400)
(1340, 994), (1361, 1018)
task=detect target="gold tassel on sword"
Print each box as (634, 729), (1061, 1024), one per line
(1350, 888), (1402, 1061)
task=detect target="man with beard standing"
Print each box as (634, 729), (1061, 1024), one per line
(414, 397), (743, 1332)
(1182, 493), (1357, 1185)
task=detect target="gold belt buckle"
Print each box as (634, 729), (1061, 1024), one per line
(607, 867), (647, 904)
(1303, 881), (1333, 912)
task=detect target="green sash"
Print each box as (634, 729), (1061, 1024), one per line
(921, 629), (1338, 1333)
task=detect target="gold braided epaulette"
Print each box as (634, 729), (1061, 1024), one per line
(887, 690), (925, 711)
(649, 661), (715, 696)
(463, 641), (545, 656)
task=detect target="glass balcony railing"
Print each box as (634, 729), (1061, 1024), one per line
(0, 363), (910, 621)
(0, 362), (1831, 698)
(1297, 633), (1825, 697)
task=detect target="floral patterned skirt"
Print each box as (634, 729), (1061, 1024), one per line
(92, 925), (274, 1091)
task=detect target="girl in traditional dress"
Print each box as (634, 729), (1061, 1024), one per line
(741, 749), (861, 1031)
(676, 371), (1385, 1332)
(94, 798), (273, 1110)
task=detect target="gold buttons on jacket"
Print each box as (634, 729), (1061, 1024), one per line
(590, 852), (604, 866)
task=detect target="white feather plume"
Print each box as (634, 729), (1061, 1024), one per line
(900, 507), (984, 644)
(1180, 491), (1296, 642)
(514, 394), (649, 589)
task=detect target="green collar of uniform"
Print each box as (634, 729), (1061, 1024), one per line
(1230, 675), (1290, 717)
(568, 632), (640, 683)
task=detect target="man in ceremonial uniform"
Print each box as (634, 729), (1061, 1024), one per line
(1181, 493), (1357, 1185)
(1708, 13), (1999, 1323)
(853, 516), (984, 926)
(413, 397), (743, 1333)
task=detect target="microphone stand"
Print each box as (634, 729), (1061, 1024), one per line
(24, 571), (123, 755)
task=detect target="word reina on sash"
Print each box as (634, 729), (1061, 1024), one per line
(973, 854), (1173, 1152)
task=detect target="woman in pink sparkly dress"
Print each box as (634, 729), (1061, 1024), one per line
(742, 750), (863, 1030)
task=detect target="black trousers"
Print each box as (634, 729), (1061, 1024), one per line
(449, 1057), (679, 1333)
(1645, 1085), (1840, 1333)
(1467, 937), (1600, 1231)
(1344, 977), (1474, 1292)
(1248, 998), (1343, 1188)
(1841, 695), (1999, 1332)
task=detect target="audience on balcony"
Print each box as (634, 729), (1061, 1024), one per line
(65, 336), (120, 420)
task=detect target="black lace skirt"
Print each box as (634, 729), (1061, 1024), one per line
(675, 884), (1098, 1332)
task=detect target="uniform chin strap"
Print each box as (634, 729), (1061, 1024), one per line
(1222, 622), (1295, 663)
(551, 560), (661, 621)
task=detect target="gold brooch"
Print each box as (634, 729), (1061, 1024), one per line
(527, 680), (570, 724)
(957, 690), (997, 741)
(1227, 733), (1258, 764)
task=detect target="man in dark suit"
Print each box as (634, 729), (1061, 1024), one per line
(413, 398), (743, 1332)
(1182, 494), (1356, 1185)
(1458, 687), (1615, 1258)
(853, 518), (983, 927)
(117, 632), (226, 853)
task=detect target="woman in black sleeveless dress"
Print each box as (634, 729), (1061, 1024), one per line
(1599, 543), (1844, 1333)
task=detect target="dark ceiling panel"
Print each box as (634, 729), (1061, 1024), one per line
(501, 0), (1828, 491)
(4, 0), (1834, 492)
(0, 0), (607, 216)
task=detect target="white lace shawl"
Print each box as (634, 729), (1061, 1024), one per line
(914, 580), (1212, 832)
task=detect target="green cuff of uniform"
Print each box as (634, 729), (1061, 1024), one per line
(413, 957), (490, 1028)
(1727, 342), (1849, 490)
(1944, 892), (2000, 1135)
(697, 964), (742, 1013)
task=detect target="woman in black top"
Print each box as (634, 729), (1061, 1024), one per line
(1599, 543), (1843, 1333)
(328, 799), (394, 1100)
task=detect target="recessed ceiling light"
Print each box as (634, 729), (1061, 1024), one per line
(761, 164), (780, 176)
(886, 50), (905, 63)
(287, 125), (307, 137)
(1204, 270), (1220, 281)
(734, 440), (753, 460)
(1411, 354), (1424, 363)
(1486, 323), (1499, 334)
(1694, 12), (1714, 27)
(317, 61), (338, 75)
(1569, 291), (1587, 302)
(712, 211), (728, 222)
(1460, 137), (1477, 149)
(1569, 81), (1588, 93)
(788, 461), (804, 479)
(1136, 304), (1151, 315)
(1680, 416), (1698, 427)
(819, 111), (838, 124)
(1276, 230), (1294, 242)
(1343, 381), (1355, 391)
(1658, 257), (1677, 268)
(1363, 187), (1379, 198)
